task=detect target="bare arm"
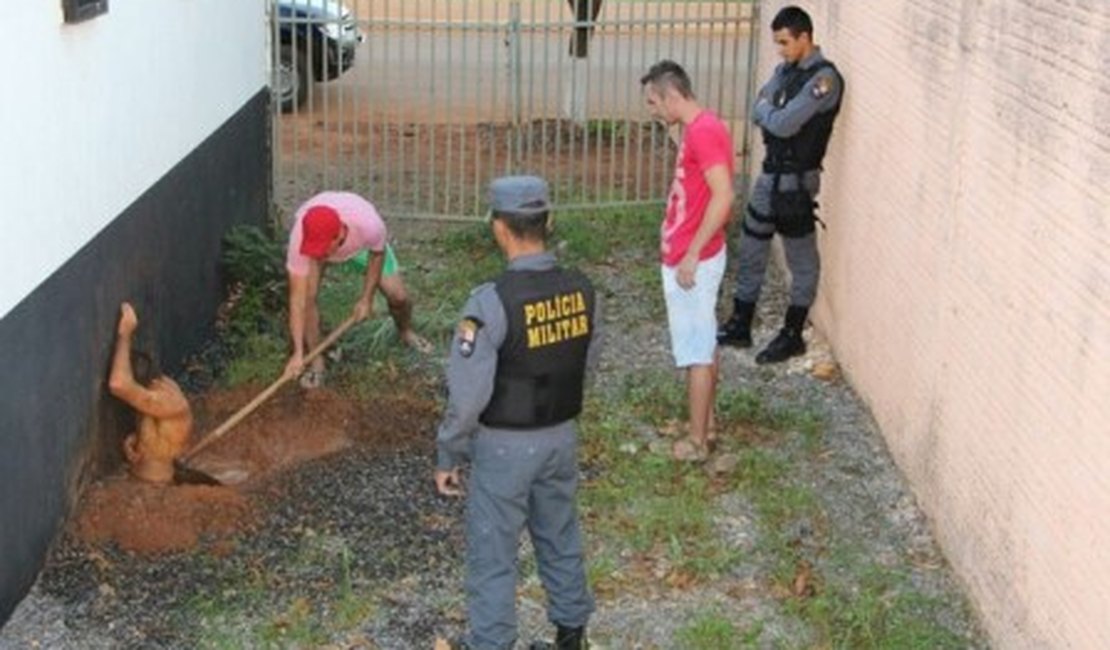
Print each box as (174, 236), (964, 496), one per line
(288, 273), (309, 357)
(688, 164), (734, 257)
(108, 303), (185, 419)
(676, 164), (734, 288)
(285, 266), (317, 377)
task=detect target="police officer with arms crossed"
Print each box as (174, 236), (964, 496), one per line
(435, 176), (597, 650)
(718, 5), (843, 364)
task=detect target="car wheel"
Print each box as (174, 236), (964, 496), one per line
(277, 44), (308, 113)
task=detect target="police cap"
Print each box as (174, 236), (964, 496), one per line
(488, 175), (551, 217)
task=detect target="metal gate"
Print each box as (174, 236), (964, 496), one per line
(271, 0), (759, 221)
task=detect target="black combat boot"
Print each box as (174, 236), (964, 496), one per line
(717, 299), (756, 348)
(755, 305), (808, 365)
(529, 625), (588, 650)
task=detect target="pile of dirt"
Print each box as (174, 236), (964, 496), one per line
(73, 478), (249, 555)
(186, 385), (360, 485)
(70, 384), (437, 555)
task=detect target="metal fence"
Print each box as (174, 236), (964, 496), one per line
(271, 0), (758, 221)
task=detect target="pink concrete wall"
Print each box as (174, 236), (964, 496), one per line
(753, 1), (1110, 647)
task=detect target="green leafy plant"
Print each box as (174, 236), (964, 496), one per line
(218, 225), (288, 375)
(222, 224), (286, 297)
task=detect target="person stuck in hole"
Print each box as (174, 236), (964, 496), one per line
(108, 302), (193, 484)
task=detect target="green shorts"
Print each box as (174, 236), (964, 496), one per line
(347, 244), (399, 277)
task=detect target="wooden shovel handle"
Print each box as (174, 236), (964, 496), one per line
(182, 315), (358, 461)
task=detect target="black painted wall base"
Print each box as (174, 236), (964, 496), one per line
(0, 89), (271, 625)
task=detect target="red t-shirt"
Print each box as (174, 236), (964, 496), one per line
(661, 110), (734, 266)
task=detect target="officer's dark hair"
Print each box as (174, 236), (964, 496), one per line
(639, 60), (695, 100)
(492, 209), (549, 242)
(771, 6), (813, 38)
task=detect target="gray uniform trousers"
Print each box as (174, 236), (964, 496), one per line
(733, 169), (822, 308)
(466, 424), (594, 649)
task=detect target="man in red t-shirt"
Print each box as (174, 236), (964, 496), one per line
(641, 60), (735, 461)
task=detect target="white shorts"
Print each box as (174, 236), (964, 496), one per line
(661, 248), (726, 368)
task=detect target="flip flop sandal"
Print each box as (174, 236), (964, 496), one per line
(672, 437), (709, 463)
(403, 332), (434, 354)
(298, 368), (324, 389)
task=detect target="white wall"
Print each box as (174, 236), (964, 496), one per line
(0, 0), (269, 317)
(753, 1), (1110, 647)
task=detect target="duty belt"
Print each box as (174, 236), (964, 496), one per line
(762, 160), (818, 175)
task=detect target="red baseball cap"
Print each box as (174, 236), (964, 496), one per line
(300, 205), (342, 259)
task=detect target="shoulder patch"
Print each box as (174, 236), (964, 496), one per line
(456, 317), (484, 358)
(812, 74), (834, 99)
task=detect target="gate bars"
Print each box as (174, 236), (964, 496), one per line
(272, 0), (758, 222)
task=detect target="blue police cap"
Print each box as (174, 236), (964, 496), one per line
(488, 176), (551, 216)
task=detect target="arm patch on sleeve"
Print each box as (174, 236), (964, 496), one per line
(456, 317), (484, 358)
(812, 75), (834, 98)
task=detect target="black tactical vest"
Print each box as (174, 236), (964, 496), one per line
(762, 60), (843, 174)
(480, 266), (595, 429)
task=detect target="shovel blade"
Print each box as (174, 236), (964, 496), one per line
(172, 459), (223, 486)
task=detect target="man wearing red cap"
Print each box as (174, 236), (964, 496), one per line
(284, 192), (431, 386)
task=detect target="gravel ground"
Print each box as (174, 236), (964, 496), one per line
(1, 240), (987, 649)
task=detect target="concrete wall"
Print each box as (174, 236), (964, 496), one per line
(1, 0), (268, 318)
(0, 0), (270, 625)
(752, 1), (1110, 647)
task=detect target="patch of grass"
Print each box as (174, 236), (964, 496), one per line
(551, 206), (658, 268)
(618, 370), (687, 425)
(333, 546), (378, 630)
(795, 564), (969, 650)
(184, 538), (379, 648)
(585, 549), (621, 597)
(710, 388), (973, 649)
(579, 378), (740, 582)
(551, 213), (611, 263)
(718, 387), (822, 439)
(726, 441), (825, 591)
(402, 221), (503, 339)
(316, 271), (403, 361)
(587, 364), (968, 648)
(183, 567), (270, 649)
(222, 331), (286, 387)
(673, 611), (758, 650)
(256, 596), (329, 646)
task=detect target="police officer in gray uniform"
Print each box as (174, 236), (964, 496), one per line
(435, 176), (597, 650)
(718, 5), (843, 364)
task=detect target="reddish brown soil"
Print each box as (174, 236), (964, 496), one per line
(186, 386), (361, 484)
(72, 384), (437, 555)
(73, 478), (250, 555)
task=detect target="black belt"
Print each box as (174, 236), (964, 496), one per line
(762, 162), (819, 175)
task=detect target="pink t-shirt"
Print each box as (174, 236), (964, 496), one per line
(660, 110), (734, 267)
(286, 192), (388, 276)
